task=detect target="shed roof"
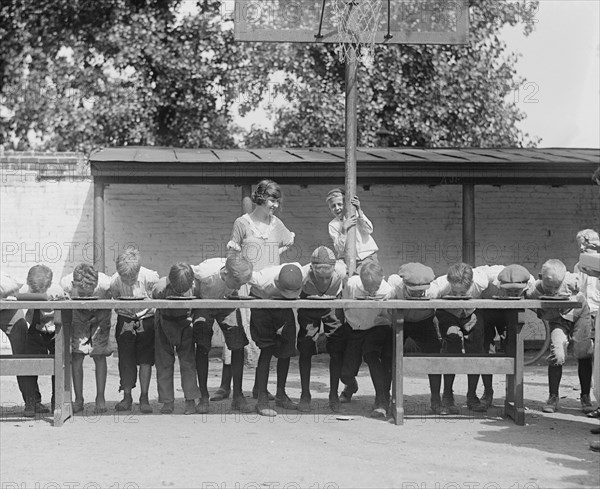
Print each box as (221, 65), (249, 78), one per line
(89, 147), (600, 185)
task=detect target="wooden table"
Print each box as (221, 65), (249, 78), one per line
(0, 298), (580, 426)
(391, 298), (581, 425)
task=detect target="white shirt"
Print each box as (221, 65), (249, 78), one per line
(430, 265), (504, 318)
(328, 212), (378, 261)
(342, 275), (394, 330)
(192, 258), (235, 299)
(110, 266), (159, 319)
(575, 261), (600, 315)
(19, 283), (65, 333)
(249, 263), (307, 299)
(301, 261), (347, 297)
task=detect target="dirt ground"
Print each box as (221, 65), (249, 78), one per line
(1, 350), (599, 489)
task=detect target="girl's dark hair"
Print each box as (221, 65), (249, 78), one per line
(251, 179), (282, 206)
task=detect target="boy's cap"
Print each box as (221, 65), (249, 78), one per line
(311, 246), (336, 265)
(398, 263), (435, 290)
(277, 264), (303, 298)
(498, 264), (530, 289)
(325, 188), (345, 201)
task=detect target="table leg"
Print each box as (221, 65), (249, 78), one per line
(504, 310), (525, 425)
(53, 320), (73, 427)
(392, 311), (405, 425)
(593, 314), (599, 406)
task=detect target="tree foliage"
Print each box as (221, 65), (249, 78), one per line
(0, 0), (540, 151)
(0, 0), (268, 151)
(243, 0), (541, 148)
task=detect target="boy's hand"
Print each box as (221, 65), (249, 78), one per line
(584, 242), (600, 253)
(350, 196), (361, 213)
(343, 214), (358, 231)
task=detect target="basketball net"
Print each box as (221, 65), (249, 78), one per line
(332, 0), (383, 67)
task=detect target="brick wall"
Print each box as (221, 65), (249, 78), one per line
(1, 151), (599, 345)
(1, 152), (599, 281)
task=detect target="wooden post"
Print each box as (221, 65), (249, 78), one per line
(462, 183), (475, 265)
(392, 310), (405, 425)
(93, 180), (105, 272)
(345, 45), (358, 276)
(241, 184), (253, 215)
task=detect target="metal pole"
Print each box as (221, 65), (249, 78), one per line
(345, 45), (358, 275)
(93, 180), (105, 272)
(462, 183), (475, 265)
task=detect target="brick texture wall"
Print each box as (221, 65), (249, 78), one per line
(2, 153), (599, 282)
(1, 151), (599, 346)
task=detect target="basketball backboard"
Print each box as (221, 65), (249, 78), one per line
(233, 0), (469, 45)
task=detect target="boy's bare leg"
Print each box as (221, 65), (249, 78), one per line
(71, 353), (85, 413)
(138, 364), (152, 411)
(93, 356), (107, 412)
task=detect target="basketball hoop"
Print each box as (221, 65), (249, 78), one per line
(331, 0), (384, 65)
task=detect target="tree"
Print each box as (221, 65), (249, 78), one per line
(242, 0), (541, 148)
(0, 0), (270, 152)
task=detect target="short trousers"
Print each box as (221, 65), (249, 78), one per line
(403, 316), (441, 354)
(436, 309), (485, 355)
(296, 307), (343, 356)
(192, 308), (249, 354)
(250, 308), (297, 358)
(116, 315), (155, 366)
(71, 309), (112, 357)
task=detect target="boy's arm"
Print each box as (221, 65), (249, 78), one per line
(428, 274), (450, 298)
(351, 196), (374, 235)
(145, 269), (161, 295)
(525, 280), (543, 300)
(329, 221), (346, 259)
(151, 277), (168, 299)
(357, 211), (374, 235)
(109, 273), (121, 299)
(0, 275), (21, 298)
(386, 274), (402, 299)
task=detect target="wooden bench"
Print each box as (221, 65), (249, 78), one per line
(0, 316), (72, 426)
(0, 298), (580, 427)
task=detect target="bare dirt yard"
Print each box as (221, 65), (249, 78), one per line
(1, 351), (599, 489)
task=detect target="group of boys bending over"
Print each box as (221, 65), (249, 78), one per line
(0, 237), (597, 420)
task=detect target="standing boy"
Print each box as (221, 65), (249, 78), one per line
(297, 246), (347, 412)
(0, 274), (33, 410)
(326, 188), (379, 274)
(526, 259), (593, 413)
(479, 264), (535, 411)
(342, 261), (394, 418)
(429, 263), (503, 414)
(191, 255), (254, 413)
(387, 263), (442, 414)
(153, 263), (203, 415)
(250, 263), (306, 416)
(60, 263), (112, 414)
(110, 249), (159, 413)
(574, 229), (600, 414)
(20, 264), (65, 417)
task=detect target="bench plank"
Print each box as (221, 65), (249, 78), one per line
(0, 357), (54, 376)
